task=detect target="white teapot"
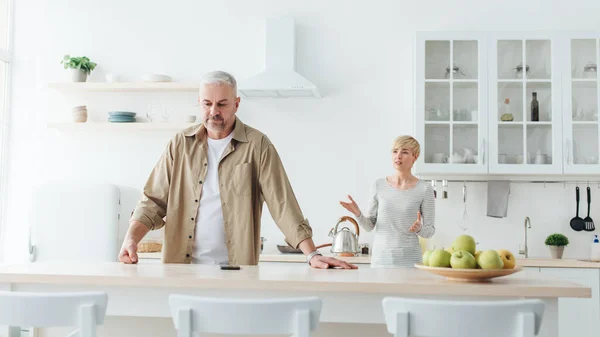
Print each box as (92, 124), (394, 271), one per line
(449, 152), (466, 164)
(462, 148), (475, 163)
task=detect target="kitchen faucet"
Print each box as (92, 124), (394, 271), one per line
(519, 216), (531, 258)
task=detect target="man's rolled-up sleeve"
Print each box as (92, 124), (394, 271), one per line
(258, 139), (312, 248)
(130, 138), (176, 231)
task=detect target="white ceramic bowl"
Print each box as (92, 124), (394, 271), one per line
(141, 74), (172, 82)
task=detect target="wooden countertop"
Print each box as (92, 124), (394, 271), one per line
(139, 252), (600, 268)
(0, 262), (590, 298)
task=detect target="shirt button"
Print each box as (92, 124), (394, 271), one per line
(186, 254), (190, 257)
(195, 199), (198, 202)
(199, 181), (203, 184)
(204, 163), (207, 166)
(189, 235), (192, 239)
(191, 217), (194, 221)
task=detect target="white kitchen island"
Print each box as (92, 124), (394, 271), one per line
(0, 262), (591, 337)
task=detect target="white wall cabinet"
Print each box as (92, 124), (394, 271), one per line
(415, 31), (600, 176)
(538, 267), (600, 337)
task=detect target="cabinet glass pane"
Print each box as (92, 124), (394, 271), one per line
(498, 40), (523, 79)
(425, 82), (450, 121)
(424, 124), (450, 163)
(571, 39), (597, 79)
(572, 82), (598, 122)
(453, 82), (478, 121)
(498, 82), (523, 122)
(426, 41), (449, 80)
(527, 125), (553, 165)
(526, 82), (552, 122)
(453, 40), (478, 80)
(573, 125), (599, 165)
(499, 124), (524, 164)
(525, 40), (551, 80)
(452, 124), (478, 164)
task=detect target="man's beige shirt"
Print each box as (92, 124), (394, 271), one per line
(131, 117), (313, 265)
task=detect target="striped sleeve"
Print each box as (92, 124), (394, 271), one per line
(356, 181), (378, 232)
(417, 183), (436, 238)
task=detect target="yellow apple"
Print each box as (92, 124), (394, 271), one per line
(497, 249), (516, 269)
(474, 250), (482, 268)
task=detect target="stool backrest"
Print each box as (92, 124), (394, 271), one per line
(382, 297), (545, 337)
(0, 291), (108, 337)
(169, 295), (322, 337)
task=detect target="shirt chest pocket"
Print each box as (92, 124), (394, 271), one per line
(232, 163), (253, 196)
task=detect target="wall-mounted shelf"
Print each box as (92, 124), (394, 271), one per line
(47, 122), (197, 132)
(48, 82), (200, 92)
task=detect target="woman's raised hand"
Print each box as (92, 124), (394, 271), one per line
(340, 195), (361, 217)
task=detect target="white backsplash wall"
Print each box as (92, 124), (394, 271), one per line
(4, 0), (600, 262)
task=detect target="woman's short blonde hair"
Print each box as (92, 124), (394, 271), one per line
(392, 135), (420, 158)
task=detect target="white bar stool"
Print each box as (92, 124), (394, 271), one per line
(382, 297), (545, 337)
(168, 295), (322, 337)
(0, 291), (108, 337)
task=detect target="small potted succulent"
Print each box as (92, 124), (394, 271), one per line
(545, 233), (569, 259)
(61, 55), (97, 82)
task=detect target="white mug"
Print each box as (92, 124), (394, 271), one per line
(534, 153), (547, 165)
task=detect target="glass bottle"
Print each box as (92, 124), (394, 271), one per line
(531, 92), (539, 122)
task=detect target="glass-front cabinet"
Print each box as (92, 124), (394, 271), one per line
(415, 33), (488, 174)
(488, 34), (562, 174)
(563, 36), (600, 174)
(414, 31), (582, 176)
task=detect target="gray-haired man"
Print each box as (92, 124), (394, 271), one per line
(119, 71), (356, 269)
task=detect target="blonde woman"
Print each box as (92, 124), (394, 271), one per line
(340, 136), (435, 268)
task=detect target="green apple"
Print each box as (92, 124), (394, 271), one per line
(452, 235), (477, 255)
(450, 250), (476, 269)
(428, 249), (452, 268)
(476, 250), (504, 269)
(422, 249), (433, 266)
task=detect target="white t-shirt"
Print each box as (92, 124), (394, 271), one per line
(192, 132), (234, 265)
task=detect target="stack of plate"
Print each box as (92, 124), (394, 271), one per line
(108, 111), (136, 123)
(72, 106), (88, 123)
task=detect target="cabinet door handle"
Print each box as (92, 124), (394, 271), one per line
(565, 138), (571, 165)
(481, 138), (486, 164)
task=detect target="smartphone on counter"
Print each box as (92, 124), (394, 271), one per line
(220, 265), (241, 270)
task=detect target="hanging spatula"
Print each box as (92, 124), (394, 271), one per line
(584, 186), (595, 231)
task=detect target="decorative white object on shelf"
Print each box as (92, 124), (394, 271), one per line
(105, 73), (121, 83)
(141, 74), (172, 82)
(47, 122), (195, 132)
(48, 82), (198, 92)
(71, 105), (88, 123)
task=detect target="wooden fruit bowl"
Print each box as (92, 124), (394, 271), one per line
(414, 264), (523, 282)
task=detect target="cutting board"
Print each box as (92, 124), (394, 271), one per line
(30, 182), (121, 262)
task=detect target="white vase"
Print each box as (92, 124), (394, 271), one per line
(549, 246), (565, 259)
(71, 69), (88, 82)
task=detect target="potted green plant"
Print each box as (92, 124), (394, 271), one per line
(545, 233), (569, 259)
(61, 55), (97, 82)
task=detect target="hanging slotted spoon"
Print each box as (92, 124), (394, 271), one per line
(584, 186), (595, 231)
(460, 183), (468, 231)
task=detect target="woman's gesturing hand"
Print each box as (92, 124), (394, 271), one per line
(409, 211), (422, 232)
(340, 195), (361, 217)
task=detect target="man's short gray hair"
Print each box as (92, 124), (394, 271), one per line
(200, 70), (237, 95)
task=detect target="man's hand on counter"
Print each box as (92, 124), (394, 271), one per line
(119, 239), (139, 264)
(298, 238), (358, 269)
(118, 220), (150, 264)
(309, 255), (358, 269)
